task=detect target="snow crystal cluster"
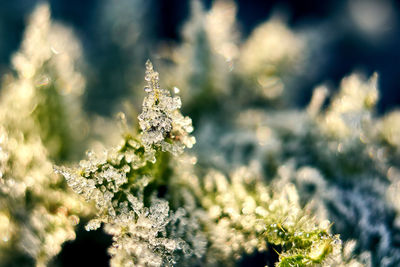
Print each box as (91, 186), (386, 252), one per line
(139, 60), (195, 158)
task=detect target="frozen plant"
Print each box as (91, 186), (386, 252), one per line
(57, 61), (340, 266)
(139, 60), (196, 158)
(56, 60), (201, 267)
(3, 1), (398, 266)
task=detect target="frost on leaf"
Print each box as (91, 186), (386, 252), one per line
(106, 197), (202, 267)
(56, 61), (196, 230)
(138, 60), (195, 158)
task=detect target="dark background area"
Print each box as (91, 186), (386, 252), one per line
(0, 0), (399, 115)
(0, 0), (399, 266)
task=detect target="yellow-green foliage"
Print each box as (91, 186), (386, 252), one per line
(0, 4), (90, 266)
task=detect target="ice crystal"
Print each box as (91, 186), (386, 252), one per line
(106, 197), (203, 267)
(138, 60), (195, 157)
(54, 148), (132, 230)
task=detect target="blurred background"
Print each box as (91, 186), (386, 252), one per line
(1, 0), (399, 266)
(0, 0), (399, 116)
